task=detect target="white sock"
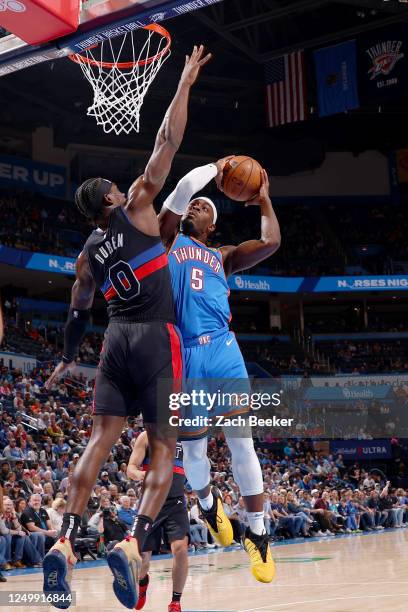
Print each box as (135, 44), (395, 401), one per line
(199, 491), (214, 511)
(247, 512), (266, 536)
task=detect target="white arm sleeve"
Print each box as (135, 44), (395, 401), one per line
(162, 163), (218, 216)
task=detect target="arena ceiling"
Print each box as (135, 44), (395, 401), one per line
(0, 0), (408, 173)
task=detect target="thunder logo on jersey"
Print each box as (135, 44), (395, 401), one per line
(169, 234), (231, 341)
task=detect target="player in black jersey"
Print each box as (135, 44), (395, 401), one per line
(128, 431), (189, 612)
(42, 45), (211, 610)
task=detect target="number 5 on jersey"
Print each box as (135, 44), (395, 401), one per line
(191, 267), (204, 291)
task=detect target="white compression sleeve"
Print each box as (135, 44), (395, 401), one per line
(224, 435), (264, 497)
(182, 438), (211, 492)
(162, 163), (218, 216)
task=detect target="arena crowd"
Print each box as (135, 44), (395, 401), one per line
(1, 362), (407, 582)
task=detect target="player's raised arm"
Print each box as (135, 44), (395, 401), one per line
(126, 45), (211, 214)
(44, 252), (95, 390)
(220, 170), (281, 276)
(127, 431), (148, 482)
(159, 156), (233, 247)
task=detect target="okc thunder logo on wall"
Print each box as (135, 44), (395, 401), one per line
(0, 0), (26, 11)
(366, 40), (404, 80)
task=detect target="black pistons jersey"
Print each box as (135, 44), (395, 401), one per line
(83, 206), (175, 322)
(142, 441), (185, 499)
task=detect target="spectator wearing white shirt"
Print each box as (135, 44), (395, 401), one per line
(47, 499), (66, 533)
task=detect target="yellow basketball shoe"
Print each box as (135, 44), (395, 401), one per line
(243, 528), (276, 583)
(43, 537), (77, 609)
(107, 535), (142, 609)
(198, 487), (234, 547)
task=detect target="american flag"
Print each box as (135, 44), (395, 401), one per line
(265, 51), (307, 128)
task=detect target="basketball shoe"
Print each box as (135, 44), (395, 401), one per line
(169, 602), (182, 612)
(135, 575), (149, 610)
(198, 487), (233, 547)
(243, 527), (275, 583)
(43, 537), (77, 609)
(107, 535), (141, 609)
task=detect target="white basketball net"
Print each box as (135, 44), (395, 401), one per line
(71, 28), (171, 135)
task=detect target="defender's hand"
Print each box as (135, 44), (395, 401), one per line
(44, 360), (76, 391)
(180, 45), (212, 87)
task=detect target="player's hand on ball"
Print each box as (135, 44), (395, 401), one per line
(215, 155), (234, 191)
(245, 169), (270, 207)
(44, 360), (76, 390)
(180, 44), (212, 87)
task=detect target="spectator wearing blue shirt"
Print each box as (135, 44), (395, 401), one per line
(117, 496), (137, 529)
(3, 439), (24, 460)
(52, 438), (70, 456)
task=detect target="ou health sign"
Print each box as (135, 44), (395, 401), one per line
(330, 439), (391, 459)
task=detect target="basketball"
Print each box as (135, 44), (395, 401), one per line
(221, 155), (262, 202)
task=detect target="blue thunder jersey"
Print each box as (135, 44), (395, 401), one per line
(168, 233), (231, 341)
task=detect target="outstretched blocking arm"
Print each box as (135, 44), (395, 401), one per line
(126, 45), (211, 218)
(220, 170), (281, 276)
(44, 252), (95, 390)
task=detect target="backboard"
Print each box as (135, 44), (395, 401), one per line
(0, 0), (222, 76)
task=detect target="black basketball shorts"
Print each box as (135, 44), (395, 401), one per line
(142, 496), (190, 553)
(92, 320), (183, 423)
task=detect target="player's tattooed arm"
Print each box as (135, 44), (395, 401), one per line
(127, 431), (148, 482)
(125, 45), (211, 225)
(220, 170), (281, 276)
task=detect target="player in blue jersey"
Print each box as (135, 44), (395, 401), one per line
(158, 160), (280, 583)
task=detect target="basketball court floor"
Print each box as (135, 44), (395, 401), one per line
(5, 530), (408, 612)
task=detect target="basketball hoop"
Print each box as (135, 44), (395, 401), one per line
(69, 24), (171, 135)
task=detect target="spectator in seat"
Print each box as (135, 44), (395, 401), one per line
(20, 494), (57, 559)
(286, 490), (313, 536)
(338, 495), (358, 532)
(353, 490), (376, 531)
(3, 438), (24, 460)
(20, 469), (34, 497)
(87, 496), (111, 535)
(262, 492), (274, 537)
(379, 481), (400, 528)
(98, 505), (128, 551)
(233, 496), (250, 536)
(52, 459), (67, 482)
(126, 489), (139, 510)
(270, 492), (303, 538)
(98, 471), (112, 488)
(117, 496), (137, 530)
(221, 493), (242, 542)
(108, 484), (120, 508)
(188, 498), (213, 549)
(46, 498), (66, 533)
(2, 497), (41, 567)
(52, 437), (70, 457)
